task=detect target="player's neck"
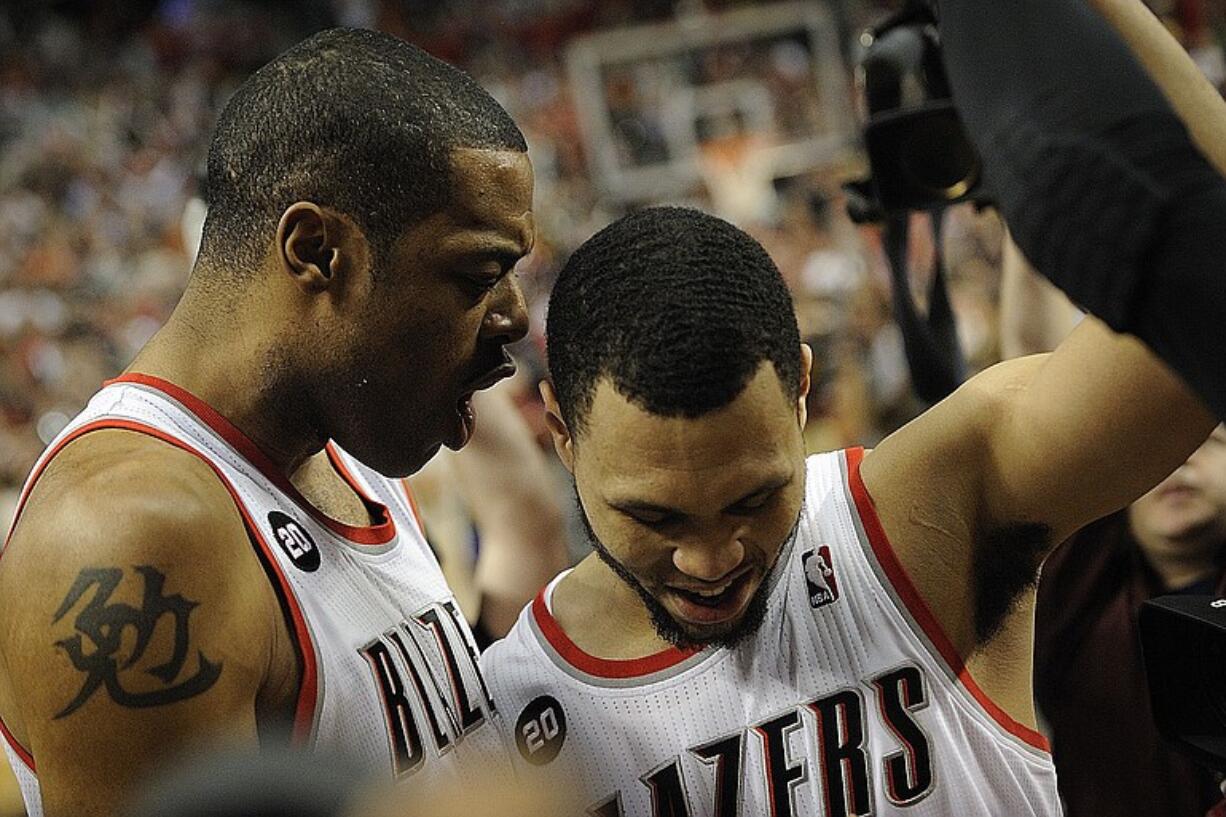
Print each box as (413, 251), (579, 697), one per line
(125, 296), (327, 476)
(552, 556), (676, 660)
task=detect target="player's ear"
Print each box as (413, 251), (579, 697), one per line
(796, 343), (813, 429)
(276, 203), (365, 294)
(539, 380), (576, 473)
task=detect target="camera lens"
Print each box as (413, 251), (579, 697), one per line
(900, 114), (979, 199)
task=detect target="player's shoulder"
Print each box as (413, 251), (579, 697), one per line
(800, 449), (854, 506)
(0, 430), (285, 772)
(2, 428), (261, 602)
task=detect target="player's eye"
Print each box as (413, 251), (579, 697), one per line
(465, 265), (503, 292)
(728, 489), (777, 515)
(625, 509), (676, 527)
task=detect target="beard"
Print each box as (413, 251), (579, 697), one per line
(573, 486), (799, 651)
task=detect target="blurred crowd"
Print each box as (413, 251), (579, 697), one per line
(4, 2), (1226, 816)
(1, 0), (1223, 528)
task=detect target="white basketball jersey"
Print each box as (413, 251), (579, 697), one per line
(1, 374), (512, 817)
(482, 449), (1060, 816)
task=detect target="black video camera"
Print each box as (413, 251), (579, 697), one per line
(847, 0), (985, 222)
(1140, 595), (1226, 771)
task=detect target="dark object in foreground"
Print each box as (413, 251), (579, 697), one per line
(937, 0), (1226, 423)
(127, 747), (362, 817)
(1140, 594), (1226, 772)
(845, 1), (972, 405)
(847, 0), (986, 220)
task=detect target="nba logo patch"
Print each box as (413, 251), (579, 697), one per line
(802, 546), (839, 609)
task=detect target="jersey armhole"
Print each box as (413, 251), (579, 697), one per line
(843, 447), (1051, 754)
(0, 420), (321, 758)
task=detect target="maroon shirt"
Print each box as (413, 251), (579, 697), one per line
(1034, 512), (1225, 817)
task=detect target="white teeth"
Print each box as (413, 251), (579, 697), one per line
(692, 587), (729, 597)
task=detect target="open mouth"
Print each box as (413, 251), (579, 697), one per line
(666, 572), (755, 625)
(443, 396), (476, 452)
(457, 394), (475, 425)
(673, 583), (741, 608)
(444, 354), (517, 451)
(464, 353), (517, 395)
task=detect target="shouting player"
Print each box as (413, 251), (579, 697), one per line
(0, 28), (533, 817)
(481, 205), (1213, 816)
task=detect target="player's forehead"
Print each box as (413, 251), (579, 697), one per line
(578, 373), (799, 510)
(394, 149), (535, 277)
(441, 147), (535, 247)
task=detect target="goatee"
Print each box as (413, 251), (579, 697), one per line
(572, 486), (798, 651)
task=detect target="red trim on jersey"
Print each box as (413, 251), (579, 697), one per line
(845, 447), (1051, 753)
(530, 589), (699, 679)
(2, 418), (320, 752)
(322, 442), (404, 539)
(107, 373), (395, 546)
(0, 712), (32, 771)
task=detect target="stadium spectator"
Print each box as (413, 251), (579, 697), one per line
(1000, 237), (1226, 817)
(1035, 429), (1226, 817)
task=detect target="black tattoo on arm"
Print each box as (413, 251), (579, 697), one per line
(52, 566), (222, 719)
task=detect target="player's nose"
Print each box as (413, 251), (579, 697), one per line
(672, 531), (746, 584)
(481, 274), (529, 344)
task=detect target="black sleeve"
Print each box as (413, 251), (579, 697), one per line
(938, 0), (1226, 418)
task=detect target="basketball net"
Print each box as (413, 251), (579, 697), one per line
(698, 133), (775, 224)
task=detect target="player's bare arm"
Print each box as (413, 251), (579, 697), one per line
(858, 0), (1226, 726)
(861, 317), (1215, 724)
(0, 431), (293, 817)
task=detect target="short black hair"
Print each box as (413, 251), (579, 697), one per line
(547, 206), (802, 433)
(198, 27), (526, 272)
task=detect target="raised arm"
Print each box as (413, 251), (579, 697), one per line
(936, 0), (1226, 420)
(0, 432), (286, 817)
(860, 315), (1214, 720)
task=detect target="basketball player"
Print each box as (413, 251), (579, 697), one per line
(481, 2), (1226, 811)
(480, 204), (1213, 816)
(0, 28), (534, 817)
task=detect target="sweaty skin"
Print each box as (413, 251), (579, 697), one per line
(0, 148), (535, 817)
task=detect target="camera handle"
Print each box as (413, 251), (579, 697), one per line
(882, 206), (966, 404)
